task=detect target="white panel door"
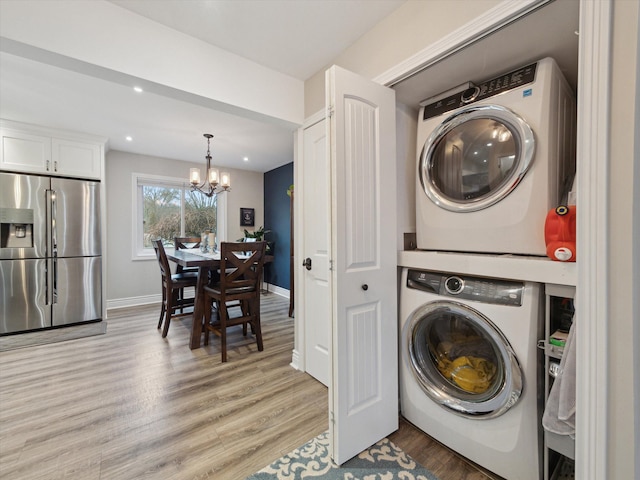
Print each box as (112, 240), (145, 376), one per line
(326, 65), (398, 465)
(302, 118), (330, 386)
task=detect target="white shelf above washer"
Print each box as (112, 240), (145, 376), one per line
(398, 250), (577, 286)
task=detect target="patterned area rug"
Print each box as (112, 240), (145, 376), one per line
(246, 431), (439, 480)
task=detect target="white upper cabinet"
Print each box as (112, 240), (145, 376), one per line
(0, 121), (105, 180)
(51, 138), (102, 179)
(0, 129), (51, 174)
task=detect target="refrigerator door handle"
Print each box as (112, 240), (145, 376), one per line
(51, 189), (58, 257)
(52, 257), (58, 304)
(50, 189), (58, 304)
(45, 259), (49, 305)
(45, 189), (52, 305)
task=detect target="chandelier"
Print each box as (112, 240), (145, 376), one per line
(189, 134), (231, 196)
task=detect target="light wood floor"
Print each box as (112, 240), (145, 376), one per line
(0, 294), (495, 480)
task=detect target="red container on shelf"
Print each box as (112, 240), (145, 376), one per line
(544, 205), (576, 262)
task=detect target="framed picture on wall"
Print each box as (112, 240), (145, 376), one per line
(240, 207), (255, 227)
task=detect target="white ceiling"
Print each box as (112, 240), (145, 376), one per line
(108, 0), (405, 81)
(0, 0), (406, 173)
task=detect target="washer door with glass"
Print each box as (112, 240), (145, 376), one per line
(419, 104), (535, 212)
(404, 300), (523, 418)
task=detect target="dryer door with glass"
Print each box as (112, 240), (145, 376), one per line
(419, 104), (535, 212)
(404, 299), (523, 418)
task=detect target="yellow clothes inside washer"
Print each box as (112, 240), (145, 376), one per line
(437, 355), (497, 394)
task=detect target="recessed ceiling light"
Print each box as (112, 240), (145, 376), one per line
(243, 157), (249, 162)
(126, 136), (133, 141)
(133, 86), (143, 93)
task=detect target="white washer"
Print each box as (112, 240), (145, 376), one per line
(399, 268), (543, 480)
(416, 57), (576, 255)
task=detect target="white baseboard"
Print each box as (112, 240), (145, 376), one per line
(107, 294), (161, 312)
(265, 284), (290, 298)
(107, 286), (288, 313)
(290, 348), (301, 371)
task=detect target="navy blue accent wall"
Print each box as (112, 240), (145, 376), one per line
(263, 162), (293, 289)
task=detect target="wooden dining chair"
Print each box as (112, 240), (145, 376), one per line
(175, 235), (222, 288)
(174, 236), (205, 307)
(174, 236), (201, 274)
(152, 239), (198, 337)
(202, 241), (267, 362)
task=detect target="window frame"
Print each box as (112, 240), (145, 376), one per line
(131, 173), (226, 260)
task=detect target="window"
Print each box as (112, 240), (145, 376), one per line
(132, 173), (218, 258)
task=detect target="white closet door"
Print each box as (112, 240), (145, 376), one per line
(326, 65), (398, 465)
(302, 118), (330, 386)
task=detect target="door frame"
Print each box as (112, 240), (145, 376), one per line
(292, 109), (325, 372)
(294, 1), (614, 477)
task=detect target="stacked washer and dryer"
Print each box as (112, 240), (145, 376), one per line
(400, 58), (576, 480)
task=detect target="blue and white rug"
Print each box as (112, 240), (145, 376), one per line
(246, 431), (439, 480)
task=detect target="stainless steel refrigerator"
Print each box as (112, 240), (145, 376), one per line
(0, 172), (102, 334)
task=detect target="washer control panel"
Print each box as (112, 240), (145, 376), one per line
(407, 269), (523, 306)
(421, 61), (538, 121)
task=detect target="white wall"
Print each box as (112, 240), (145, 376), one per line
(303, 0), (501, 115)
(224, 171), (266, 243)
(105, 150), (263, 307)
(606, 1), (639, 477)
(395, 102), (418, 247)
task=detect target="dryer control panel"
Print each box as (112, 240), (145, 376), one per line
(407, 269), (523, 306)
(421, 61), (538, 121)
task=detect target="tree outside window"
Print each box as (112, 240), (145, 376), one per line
(142, 184), (217, 248)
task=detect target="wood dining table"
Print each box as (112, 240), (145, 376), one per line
(165, 248), (273, 349)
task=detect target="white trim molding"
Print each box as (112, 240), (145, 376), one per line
(217, 191), (228, 241)
(293, 123), (304, 372)
(107, 293), (162, 312)
(576, 1), (612, 478)
(290, 348), (301, 371)
(264, 284), (290, 299)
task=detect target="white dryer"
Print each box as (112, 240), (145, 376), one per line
(416, 57), (576, 255)
(399, 268), (543, 480)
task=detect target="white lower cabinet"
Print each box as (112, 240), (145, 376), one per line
(0, 121), (104, 179)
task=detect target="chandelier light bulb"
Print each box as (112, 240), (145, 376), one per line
(190, 168), (201, 185)
(208, 168), (219, 185)
(221, 172), (231, 188)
